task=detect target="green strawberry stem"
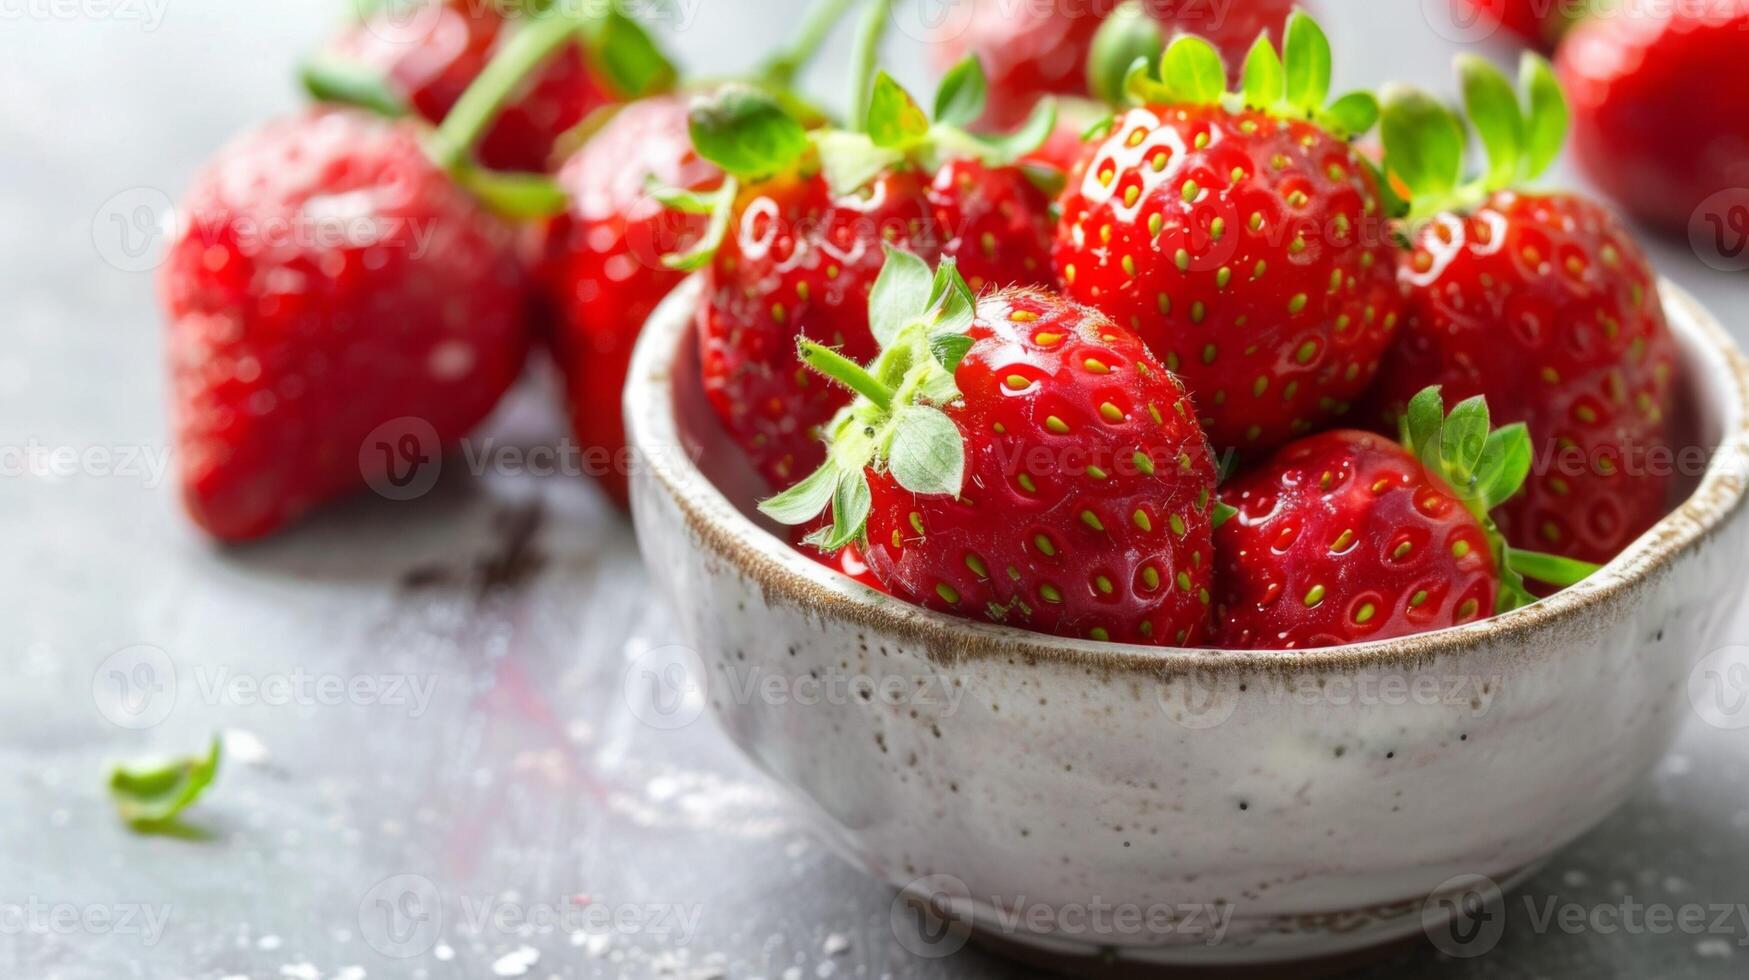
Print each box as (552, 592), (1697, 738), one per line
(759, 247), (977, 544)
(1097, 10), (1379, 140)
(761, 0), (865, 89)
(800, 341), (894, 410)
(1087, 1), (1165, 106)
(1507, 548), (1600, 589)
(846, 0), (894, 132)
(1396, 385), (1600, 609)
(301, 56), (411, 118)
(1380, 52), (1568, 225)
(430, 15), (582, 170)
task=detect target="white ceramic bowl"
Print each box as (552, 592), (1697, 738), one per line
(626, 276), (1749, 970)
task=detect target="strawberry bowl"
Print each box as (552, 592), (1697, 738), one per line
(625, 276), (1749, 970)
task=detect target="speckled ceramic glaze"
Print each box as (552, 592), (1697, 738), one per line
(626, 277), (1749, 968)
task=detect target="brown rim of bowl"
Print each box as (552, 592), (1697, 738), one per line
(626, 276), (1749, 675)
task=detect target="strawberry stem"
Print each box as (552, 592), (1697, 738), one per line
(762, 0), (863, 89)
(430, 15), (583, 170)
(845, 0), (892, 132)
(799, 341), (893, 411)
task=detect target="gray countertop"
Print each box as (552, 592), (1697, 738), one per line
(2, 2), (1747, 977)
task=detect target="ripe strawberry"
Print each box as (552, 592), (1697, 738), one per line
(1449, 0), (1587, 49)
(1216, 387), (1596, 649)
(159, 108), (530, 540)
(1055, 16), (1403, 453)
(1558, 0), (1749, 231)
(306, 1), (674, 172)
(1373, 57), (1680, 564)
(762, 249), (1219, 646)
(931, 0), (1295, 128)
(544, 94), (722, 505)
(670, 69), (1057, 489)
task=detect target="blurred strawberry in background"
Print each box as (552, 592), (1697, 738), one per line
(931, 0), (1295, 127)
(1558, 0), (1749, 232)
(308, 0), (668, 172)
(544, 95), (720, 506)
(1452, 0), (1586, 50)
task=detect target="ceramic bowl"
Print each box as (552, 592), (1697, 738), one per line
(625, 276), (1749, 970)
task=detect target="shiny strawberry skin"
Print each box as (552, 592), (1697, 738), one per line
(1055, 105), (1404, 452)
(932, 0), (1295, 128)
(927, 158), (1056, 293)
(1369, 192), (1680, 564)
(862, 289), (1219, 646)
(158, 109), (530, 540)
(1216, 430), (1498, 649)
(321, 0), (618, 172)
(698, 170), (932, 489)
(699, 166), (1055, 490)
(545, 95), (721, 505)
(1559, 0), (1749, 231)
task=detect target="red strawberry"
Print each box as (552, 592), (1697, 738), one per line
(1055, 16), (1403, 453)
(931, 0), (1295, 128)
(673, 71), (1057, 489)
(545, 94), (722, 505)
(1558, 0), (1749, 231)
(307, 1), (674, 172)
(927, 157), (1057, 294)
(159, 108), (531, 540)
(1216, 387), (1596, 649)
(762, 250), (1219, 646)
(1374, 58), (1680, 564)
(1449, 0), (1586, 49)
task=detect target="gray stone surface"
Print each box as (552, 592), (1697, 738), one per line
(0, 1), (1746, 977)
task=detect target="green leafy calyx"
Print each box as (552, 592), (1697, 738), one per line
(109, 734), (222, 836)
(758, 247), (979, 550)
(1381, 52), (1569, 223)
(817, 62), (1057, 197)
(1397, 386), (1598, 612)
(1109, 11), (1378, 139)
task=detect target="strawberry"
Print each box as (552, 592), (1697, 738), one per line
(544, 94), (722, 505)
(1055, 15), (1403, 454)
(539, 0), (864, 505)
(1448, 0), (1588, 50)
(1558, 0), (1749, 231)
(667, 63), (1057, 489)
(160, 21), (589, 540)
(159, 108), (531, 540)
(1373, 56), (1680, 564)
(1216, 387), (1597, 649)
(762, 249), (1219, 646)
(931, 0), (1295, 129)
(305, 1), (674, 172)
